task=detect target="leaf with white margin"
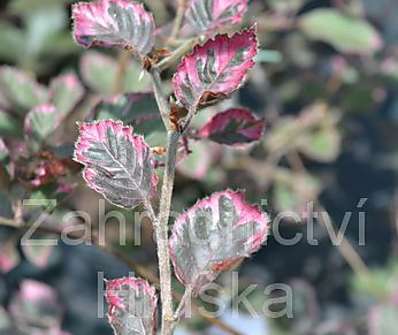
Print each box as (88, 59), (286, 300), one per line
(24, 104), (58, 144)
(49, 72), (84, 117)
(74, 120), (158, 209)
(169, 190), (269, 292)
(105, 277), (158, 335)
(173, 27), (258, 110)
(186, 0), (248, 33)
(72, 0), (155, 56)
(198, 108), (264, 146)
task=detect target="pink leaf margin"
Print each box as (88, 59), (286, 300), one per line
(73, 120), (158, 204)
(105, 276), (158, 334)
(169, 189), (269, 287)
(187, 0), (249, 33)
(172, 26), (258, 109)
(198, 108), (265, 146)
(72, 0), (155, 54)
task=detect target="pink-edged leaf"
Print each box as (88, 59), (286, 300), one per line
(24, 104), (58, 144)
(9, 280), (63, 331)
(173, 27), (258, 110)
(198, 108), (264, 146)
(49, 72), (84, 117)
(74, 120), (158, 209)
(169, 190), (269, 292)
(105, 276), (158, 335)
(72, 0), (155, 55)
(186, 0), (248, 33)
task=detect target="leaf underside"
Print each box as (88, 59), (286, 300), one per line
(172, 27), (258, 110)
(74, 120), (157, 209)
(169, 190), (269, 292)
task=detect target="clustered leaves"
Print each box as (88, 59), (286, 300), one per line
(70, 0), (265, 333)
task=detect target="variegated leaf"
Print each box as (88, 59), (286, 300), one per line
(72, 0), (155, 55)
(24, 104), (58, 145)
(105, 277), (157, 335)
(173, 27), (258, 110)
(169, 190), (269, 292)
(74, 120), (158, 209)
(198, 108), (264, 146)
(49, 73), (84, 117)
(186, 0), (248, 33)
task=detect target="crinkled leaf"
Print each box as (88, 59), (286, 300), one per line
(173, 27), (258, 110)
(299, 9), (383, 54)
(0, 66), (48, 114)
(105, 277), (157, 335)
(24, 104), (58, 146)
(9, 280), (63, 331)
(186, 0), (248, 33)
(80, 51), (152, 95)
(170, 190), (269, 292)
(74, 120), (158, 209)
(0, 110), (22, 138)
(198, 108), (264, 146)
(49, 72), (84, 117)
(72, 0), (155, 55)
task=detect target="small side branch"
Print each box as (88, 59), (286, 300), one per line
(150, 68), (172, 131)
(169, 0), (188, 44)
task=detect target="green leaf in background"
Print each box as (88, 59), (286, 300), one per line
(80, 51), (152, 95)
(93, 93), (165, 146)
(24, 104), (58, 147)
(0, 110), (22, 138)
(49, 72), (84, 117)
(299, 126), (341, 162)
(0, 67), (48, 114)
(0, 22), (25, 64)
(299, 9), (383, 54)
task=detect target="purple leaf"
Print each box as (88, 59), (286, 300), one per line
(198, 108), (264, 146)
(72, 0), (155, 55)
(186, 0), (248, 33)
(169, 190), (269, 292)
(74, 120), (158, 209)
(49, 73), (84, 117)
(173, 27), (258, 110)
(105, 277), (158, 335)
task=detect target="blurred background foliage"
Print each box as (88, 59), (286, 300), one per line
(0, 0), (398, 334)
